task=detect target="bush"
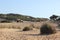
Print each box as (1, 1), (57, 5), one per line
(40, 23), (56, 35)
(23, 27), (33, 31)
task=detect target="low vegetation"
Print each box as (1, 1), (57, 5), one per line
(40, 23), (56, 35)
(0, 13), (49, 22)
(23, 26), (33, 31)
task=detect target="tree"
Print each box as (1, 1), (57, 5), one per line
(50, 15), (58, 21)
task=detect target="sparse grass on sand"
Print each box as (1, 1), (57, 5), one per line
(0, 22), (59, 40)
(0, 28), (60, 40)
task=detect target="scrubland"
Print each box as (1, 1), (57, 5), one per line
(0, 22), (59, 40)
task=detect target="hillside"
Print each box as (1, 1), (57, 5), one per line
(0, 13), (49, 22)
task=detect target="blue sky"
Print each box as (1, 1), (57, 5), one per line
(0, 0), (60, 18)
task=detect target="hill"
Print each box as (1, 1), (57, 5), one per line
(0, 13), (49, 22)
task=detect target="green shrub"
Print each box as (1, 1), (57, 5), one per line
(23, 27), (33, 31)
(40, 23), (56, 35)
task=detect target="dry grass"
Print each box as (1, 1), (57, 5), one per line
(0, 22), (43, 29)
(0, 28), (60, 40)
(0, 22), (59, 40)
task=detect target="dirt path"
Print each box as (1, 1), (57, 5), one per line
(0, 29), (60, 40)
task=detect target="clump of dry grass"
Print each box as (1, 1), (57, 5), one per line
(23, 26), (33, 31)
(40, 23), (56, 35)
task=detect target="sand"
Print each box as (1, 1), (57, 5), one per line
(0, 28), (60, 40)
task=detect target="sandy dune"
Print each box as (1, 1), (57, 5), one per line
(0, 29), (60, 40)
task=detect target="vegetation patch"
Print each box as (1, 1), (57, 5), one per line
(23, 26), (33, 31)
(40, 23), (56, 35)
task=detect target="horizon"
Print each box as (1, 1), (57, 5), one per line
(0, 0), (60, 18)
(0, 13), (59, 19)
(0, 13), (49, 18)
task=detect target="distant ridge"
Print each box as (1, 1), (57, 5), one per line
(0, 13), (49, 22)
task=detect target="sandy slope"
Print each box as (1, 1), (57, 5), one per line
(0, 29), (60, 40)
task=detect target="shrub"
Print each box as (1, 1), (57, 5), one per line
(40, 23), (56, 35)
(23, 26), (33, 31)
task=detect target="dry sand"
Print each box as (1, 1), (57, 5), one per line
(0, 22), (58, 40)
(0, 28), (60, 40)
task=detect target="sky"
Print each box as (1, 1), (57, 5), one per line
(0, 0), (60, 18)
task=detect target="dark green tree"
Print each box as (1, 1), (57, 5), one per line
(50, 15), (58, 21)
